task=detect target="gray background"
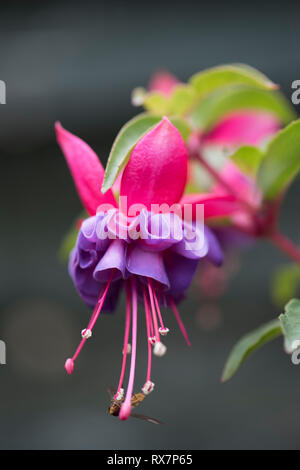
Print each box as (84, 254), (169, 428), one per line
(1, 0), (300, 450)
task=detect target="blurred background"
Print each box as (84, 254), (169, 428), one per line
(1, 0), (300, 450)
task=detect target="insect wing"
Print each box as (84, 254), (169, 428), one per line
(131, 413), (163, 425)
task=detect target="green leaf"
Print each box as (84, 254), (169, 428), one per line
(143, 93), (170, 115)
(190, 64), (278, 96)
(230, 145), (264, 176)
(169, 84), (196, 116)
(191, 86), (296, 131)
(222, 319), (282, 382)
(101, 113), (161, 193)
(143, 84), (196, 117)
(279, 298), (300, 353)
(271, 264), (300, 307)
(257, 119), (300, 199)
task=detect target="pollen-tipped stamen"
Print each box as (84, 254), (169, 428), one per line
(119, 277), (138, 421)
(64, 270), (114, 375)
(147, 279), (160, 344)
(115, 282), (131, 399)
(153, 288), (169, 336)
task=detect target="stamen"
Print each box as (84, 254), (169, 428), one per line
(169, 296), (191, 347)
(115, 388), (124, 401)
(81, 329), (92, 339)
(153, 341), (167, 357)
(153, 288), (169, 335)
(143, 285), (152, 383)
(64, 270), (114, 375)
(115, 282), (131, 398)
(142, 380), (155, 395)
(119, 277), (138, 421)
(147, 279), (160, 344)
(159, 327), (169, 336)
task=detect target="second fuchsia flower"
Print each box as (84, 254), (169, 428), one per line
(56, 117), (236, 421)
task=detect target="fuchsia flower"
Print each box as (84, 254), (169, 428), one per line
(56, 117), (237, 421)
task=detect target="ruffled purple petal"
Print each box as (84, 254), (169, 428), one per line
(69, 211), (224, 309)
(171, 222), (208, 260)
(93, 239), (126, 282)
(137, 210), (183, 252)
(203, 226), (224, 266)
(126, 244), (170, 288)
(164, 250), (199, 297)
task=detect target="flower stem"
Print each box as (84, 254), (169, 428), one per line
(270, 231), (300, 265)
(195, 152), (256, 214)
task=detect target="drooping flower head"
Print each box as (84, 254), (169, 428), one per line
(56, 118), (236, 420)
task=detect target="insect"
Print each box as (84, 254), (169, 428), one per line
(107, 387), (163, 425)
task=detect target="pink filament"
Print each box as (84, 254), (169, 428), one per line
(120, 277), (138, 420)
(115, 282), (131, 397)
(169, 296), (191, 347)
(72, 271), (114, 362)
(153, 288), (165, 329)
(147, 279), (160, 343)
(143, 286), (152, 383)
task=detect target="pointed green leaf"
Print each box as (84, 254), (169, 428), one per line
(257, 120), (300, 200)
(230, 145), (264, 176)
(271, 264), (300, 307)
(101, 113), (161, 193)
(190, 64), (278, 96)
(222, 319), (282, 382)
(191, 86), (296, 131)
(279, 298), (300, 353)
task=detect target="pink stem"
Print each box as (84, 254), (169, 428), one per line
(147, 279), (160, 343)
(72, 271), (114, 361)
(195, 151), (257, 214)
(143, 286), (152, 383)
(270, 231), (300, 265)
(115, 281), (132, 396)
(153, 288), (165, 329)
(120, 277), (138, 419)
(169, 297), (191, 347)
